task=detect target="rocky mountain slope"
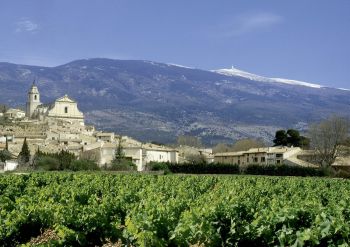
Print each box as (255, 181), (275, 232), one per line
(0, 58), (349, 145)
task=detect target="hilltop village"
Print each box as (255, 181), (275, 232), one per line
(0, 81), (339, 172)
(0, 82), (184, 171)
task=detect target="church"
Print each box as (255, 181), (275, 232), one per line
(25, 82), (85, 125)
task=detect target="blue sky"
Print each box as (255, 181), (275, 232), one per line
(0, 0), (349, 88)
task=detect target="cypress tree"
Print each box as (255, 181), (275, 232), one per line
(5, 135), (8, 151)
(114, 136), (125, 164)
(18, 137), (30, 164)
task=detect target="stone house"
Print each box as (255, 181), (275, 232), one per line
(95, 132), (115, 143)
(124, 144), (179, 171)
(82, 142), (179, 171)
(214, 147), (306, 166)
(4, 108), (26, 119)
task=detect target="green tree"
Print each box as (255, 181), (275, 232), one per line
(109, 136), (135, 170)
(273, 130), (288, 146)
(286, 129), (301, 146)
(273, 129), (310, 148)
(18, 137), (30, 164)
(0, 149), (12, 162)
(57, 150), (76, 170)
(114, 136), (125, 163)
(5, 135), (8, 151)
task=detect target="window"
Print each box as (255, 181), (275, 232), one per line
(277, 160), (281, 164)
(64, 106), (68, 113)
(276, 154), (283, 158)
(34, 95), (37, 100)
(261, 157), (266, 162)
(254, 157), (258, 163)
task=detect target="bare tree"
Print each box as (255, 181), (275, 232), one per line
(186, 153), (207, 164)
(309, 115), (350, 166)
(81, 150), (99, 162)
(176, 135), (202, 148)
(232, 138), (265, 152)
(0, 104), (8, 114)
(212, 143), (232, 153)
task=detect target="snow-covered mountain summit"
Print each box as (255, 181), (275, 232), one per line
(213, 67), (323, 89)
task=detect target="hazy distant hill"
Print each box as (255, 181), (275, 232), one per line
(0, 58), (349, 145)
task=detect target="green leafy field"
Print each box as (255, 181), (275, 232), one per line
(1, 173), (349, 246)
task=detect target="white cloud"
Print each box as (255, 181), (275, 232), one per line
(15, 19), (39, 33)
(220, 13), (283, 37)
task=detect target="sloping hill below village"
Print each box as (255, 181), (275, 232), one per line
(0, 58), (349, 145)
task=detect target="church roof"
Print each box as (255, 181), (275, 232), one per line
(29, 82), (39, 94)
(55, 94), (76, 103)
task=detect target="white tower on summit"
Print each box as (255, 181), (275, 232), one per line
(26, 80), (41, 118)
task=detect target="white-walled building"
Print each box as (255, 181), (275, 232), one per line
(4, 160), (18, 171)
(0, 135), (14, 143)
(26, 82), (84, 125)
(82, 142), (179, 171)
(124, 145), (179, 171)
(4, 108), (26, 119)
(214, 146), (315, 167)
(95, 132), (115, 143)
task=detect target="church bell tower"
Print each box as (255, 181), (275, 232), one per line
(26, 80), (41, 118)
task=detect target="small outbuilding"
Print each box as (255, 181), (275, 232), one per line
(4, 160), (19, 171)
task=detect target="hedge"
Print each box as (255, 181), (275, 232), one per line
(147, 162), (326, 177)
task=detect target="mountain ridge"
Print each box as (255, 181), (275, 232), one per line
(0, 58), (349, 145)
(2, 58), (347, 90)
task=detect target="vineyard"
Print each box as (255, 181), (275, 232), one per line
(1, 173), (350, 246)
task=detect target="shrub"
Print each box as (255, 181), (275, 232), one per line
(107, 159), (136, 171)
(33, 150), (76, 171)
(244, 164), (325, 177)
(69, 160), (100, 171)
(147, 162), (240, 174)
(0, 150), (12, 162)
(147, 162), (171, 174)
(169, 162), (240, 174)
(147, 162), (326, 177)
(36, 156), (60, 171)
(330, 168), (350, 178)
